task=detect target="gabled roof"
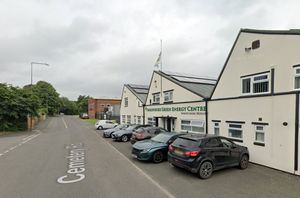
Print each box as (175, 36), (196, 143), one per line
(241, 28), (300, 35)
(125, 84), (149, 104)
(210, 28), (300, 98)
(155, 71), (216, 99)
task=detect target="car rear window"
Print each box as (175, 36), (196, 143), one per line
(172, 137), (200, 148)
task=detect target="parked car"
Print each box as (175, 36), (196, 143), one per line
(79, 113), (89, 119)
(132, 132), (183, 163)
(103, 124), (129, 138)
(130, 127), (169, 144)
(95, 120), (118, 130)
(168, 134), (249, 179)
(111, 124), (151, 142)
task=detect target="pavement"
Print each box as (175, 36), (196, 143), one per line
(0, 115), (300, 198)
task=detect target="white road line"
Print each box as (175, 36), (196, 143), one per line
(62, 117), (68, 128)
(94, 133), (176, 198)
(22, 134), (36, 141)
(0, 132), (41, 158)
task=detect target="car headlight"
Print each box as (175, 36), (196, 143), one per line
(143, 148), (152, 152)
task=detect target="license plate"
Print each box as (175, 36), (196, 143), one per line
(132, 154), (137, 158)
(174, 149), (184, 156)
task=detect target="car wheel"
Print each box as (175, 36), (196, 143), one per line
(198, 161), (213, 179)
(121, 135), (128, 142)
(239, 154), (249, 169)
(153, 151), (164, 163)
(98, 126), (103, 130)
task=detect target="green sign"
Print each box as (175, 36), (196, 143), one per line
(145, 105), (206, 112)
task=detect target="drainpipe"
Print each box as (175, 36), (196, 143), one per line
(205, 99), (208, 134)
(142, 104), (145, 125)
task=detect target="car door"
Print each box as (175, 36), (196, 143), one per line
(203, 138), (231, 168)
(219, 137), (239, 165)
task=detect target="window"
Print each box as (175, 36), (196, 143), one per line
(137, 116), (141, 124)
(213, 122), (220, 136)
(122, 115), (126, 124)
(253, 74), (269, 93)
(134, 115), (137, 124)
(228, 124), (243, 139)
(242, 78), (251, 94)
(294, 67), (300, 89)
(164, 91), (173, 102)
(181, 120), (205, 133)
(126, 115), (131, 124)
(252, 40), (260, 50)
(153, 93), (160, 104)
(124, 97), (128, 107)
(148, 117), (156, 126)
(255, 125), (265, 143)
(241, 73), (270, 94)
(220, 138), (234, 148)
(204, 138), (221, 148)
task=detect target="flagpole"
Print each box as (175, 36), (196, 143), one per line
(160, 39), (163, 97)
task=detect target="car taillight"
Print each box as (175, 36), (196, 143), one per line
(184, 150), (200, 157)
(168, 145), (174, 152)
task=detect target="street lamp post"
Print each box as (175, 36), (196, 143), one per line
(30, 62), (49, 130)
(31, 62), (49, 85)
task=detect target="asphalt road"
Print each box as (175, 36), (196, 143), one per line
(0, 116), (172, 198)
(1, 116), (300, 198)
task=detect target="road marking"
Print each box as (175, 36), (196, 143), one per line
(62, 117), (68, 128)
(0, 132), (41, 158)
(95, 133), (176, 198)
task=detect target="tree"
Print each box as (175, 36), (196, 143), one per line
(59, 97), (78, 115)
(32, 81), (60, 115)
(77, 95), (89, 113)
(0, 83), (41, 131)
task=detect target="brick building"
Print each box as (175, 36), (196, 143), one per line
(88, 98), (121, 121)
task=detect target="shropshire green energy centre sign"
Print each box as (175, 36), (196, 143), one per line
(145, 105), (206, 112)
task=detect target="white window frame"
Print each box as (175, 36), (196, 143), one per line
(137, 116), (141, 124)
(213, 122), (220, 136)
(153, 93), (160, 104)
(294, 67), (300, 90)
(254, 125), (265, 143)
(124, 97), (128, 107)
(164, 91), (173, 102)
(181, 120), (205, 134)
(147, 117), (156, 126)
(126, 115), (131, 124)
(241, 72), (270, 95)
(228, 123), (243, 140)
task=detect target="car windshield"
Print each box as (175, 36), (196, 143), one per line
(115, 125), (124, 129)
(151, 133), (171, 143)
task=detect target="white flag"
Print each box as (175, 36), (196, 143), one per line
(154, 51), (161, 69)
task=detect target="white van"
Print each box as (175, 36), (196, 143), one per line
(95, 120), (118, 130)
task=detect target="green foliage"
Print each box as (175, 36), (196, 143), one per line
(59, 97), (78, 115)
(32, 81), (60, 115)
(0, 83), (41, 131)
(77, 95), (89, 113)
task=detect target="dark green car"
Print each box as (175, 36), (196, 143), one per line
(131, 132), (183, 163)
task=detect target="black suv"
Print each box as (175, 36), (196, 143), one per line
(168, 134), (249, 179)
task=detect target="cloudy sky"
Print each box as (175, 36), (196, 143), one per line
(1, 0), (299, 100)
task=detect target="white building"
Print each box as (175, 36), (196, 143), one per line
(145, 71), (216, 132)
(120, 84), (149, 125)
(208, 29), (300, 175)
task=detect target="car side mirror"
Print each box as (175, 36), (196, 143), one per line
(167, 140), (173, 144)
(231, 144), (237, 149)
